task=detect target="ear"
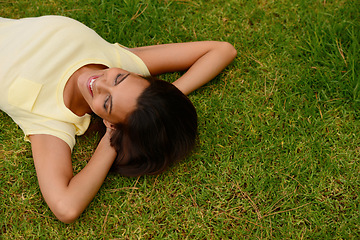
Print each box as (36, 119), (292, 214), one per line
(103, 120), (116, 130)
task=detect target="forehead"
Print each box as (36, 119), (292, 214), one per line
(108, 74), (149, 123)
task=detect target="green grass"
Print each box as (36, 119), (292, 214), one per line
(1, 0), (359, 238)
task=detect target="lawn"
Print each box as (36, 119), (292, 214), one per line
(1, 0), (359, 239)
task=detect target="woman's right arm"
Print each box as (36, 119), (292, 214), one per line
(130, 41), (237, 95)
(29, 130), (116, 223)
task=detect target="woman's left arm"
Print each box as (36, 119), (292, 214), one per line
(130, 41), (237, 95)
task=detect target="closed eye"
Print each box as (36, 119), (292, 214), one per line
(115, 73), (130, 85)
(104, 95), (111, 112)
(106, 73), (130, 114)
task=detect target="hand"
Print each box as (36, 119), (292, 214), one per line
(102, 119), (115, 143)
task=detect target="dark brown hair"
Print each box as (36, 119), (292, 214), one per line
(109, 77), (198, 177)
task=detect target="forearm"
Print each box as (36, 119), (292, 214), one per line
(57, 136), (116, 222)
(173, 42), (237, 95)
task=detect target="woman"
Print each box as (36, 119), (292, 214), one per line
(0, 15), (237, 223)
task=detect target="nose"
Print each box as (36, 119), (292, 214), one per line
(94, 76), (111, 94)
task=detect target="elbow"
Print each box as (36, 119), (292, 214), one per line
(52, 201), (82, 224)
(222, 42), (237, 61)
(57, 213), (79, 224)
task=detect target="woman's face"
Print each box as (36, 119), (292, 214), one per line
(77, 67), (150, 124)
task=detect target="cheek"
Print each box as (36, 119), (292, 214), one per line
(90, 100), (105, 117)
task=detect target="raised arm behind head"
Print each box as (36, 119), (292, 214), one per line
(130, 41), (237, 95)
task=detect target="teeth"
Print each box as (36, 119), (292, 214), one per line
(90, 78), (96, 92)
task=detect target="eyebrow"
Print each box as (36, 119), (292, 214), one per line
(109, 73), (130, 114)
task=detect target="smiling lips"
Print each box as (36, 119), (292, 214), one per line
(87, 76), (99, 96)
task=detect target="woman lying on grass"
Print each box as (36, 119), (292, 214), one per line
(0, 15), (237, 223)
